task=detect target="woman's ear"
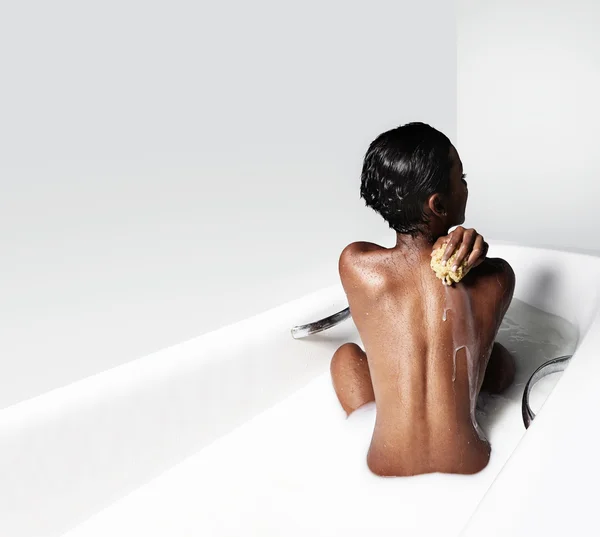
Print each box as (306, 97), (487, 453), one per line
(428, 193), (447, 217)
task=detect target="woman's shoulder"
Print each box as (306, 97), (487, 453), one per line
(338, 242), (392, 289)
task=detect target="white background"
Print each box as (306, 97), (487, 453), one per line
(0, 0), (456, 407)
(458, 0), (600, 253)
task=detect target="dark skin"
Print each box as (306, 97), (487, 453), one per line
(330, 146), (515, 476)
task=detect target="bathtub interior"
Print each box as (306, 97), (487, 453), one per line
(495, 243), (599, 335)
(59, 243), (595, 537)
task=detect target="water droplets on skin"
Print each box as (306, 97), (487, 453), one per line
(444, 285), (485, 440)
(442, 308), (451, 322)
(453, 345), (469, 383)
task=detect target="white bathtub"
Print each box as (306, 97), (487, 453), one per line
(1, 243), (598, 536)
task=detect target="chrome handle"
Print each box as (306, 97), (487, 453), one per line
(290, 307), (351, 339)
(522, 355), (572, 429)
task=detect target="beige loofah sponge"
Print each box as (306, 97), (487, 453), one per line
(430, 243), (471, 285)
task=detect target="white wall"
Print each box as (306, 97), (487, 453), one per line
(0, 0), (456, 408)
(458, 0), (600, 252)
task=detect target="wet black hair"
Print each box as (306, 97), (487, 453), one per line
(360, 122), (453, 235)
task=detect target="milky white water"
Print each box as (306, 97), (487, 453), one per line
(108, 298), (577, 537)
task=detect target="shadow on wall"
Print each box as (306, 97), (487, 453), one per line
(527, 268), (558, 310)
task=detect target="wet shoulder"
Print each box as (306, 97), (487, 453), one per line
(467, 257), (515, 302)
(338, 241), (391, 289)
(475, 257), (515, 283)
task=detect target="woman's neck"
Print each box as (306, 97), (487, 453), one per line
(394, 228), (447, 252)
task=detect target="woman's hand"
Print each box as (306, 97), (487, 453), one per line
(431, 226), (489, 271)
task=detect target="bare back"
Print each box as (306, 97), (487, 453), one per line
(338, 241), (515, 476)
